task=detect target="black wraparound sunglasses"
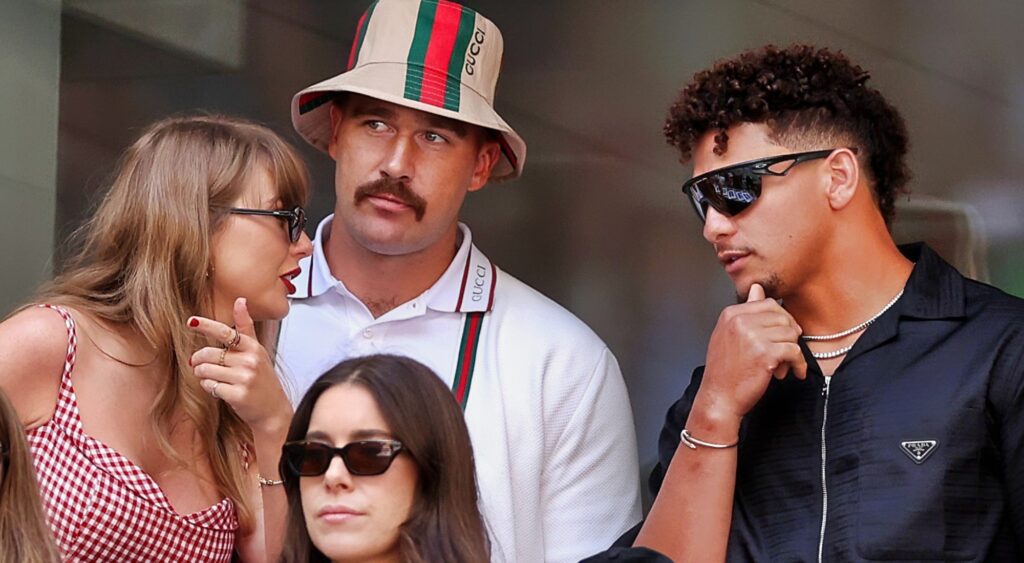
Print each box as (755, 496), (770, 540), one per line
(282, 439), (404, 477)
(682, 148), (855, 222)
(229, 206), (306, 243)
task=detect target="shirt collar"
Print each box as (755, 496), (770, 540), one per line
(289, 217), (497, 313)
(896, 242), (966, 320)
(805, 242), (965, 370)
(289, 214), (337, 300)
(424, 223), (497, 313)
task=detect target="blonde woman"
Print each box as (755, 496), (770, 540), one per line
(0, 115), (312, 561)
(0, 388), (61, 563)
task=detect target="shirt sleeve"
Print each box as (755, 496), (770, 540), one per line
(578, 545), (674, 563)
(578, 366), (705, 561)
(989, 325), (1024, 546)
(648, 366), (703, 495)
(539, 347), (642, 563)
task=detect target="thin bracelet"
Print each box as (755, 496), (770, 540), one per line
(680, 428), (739, 450)
(258, 474), (284, 487)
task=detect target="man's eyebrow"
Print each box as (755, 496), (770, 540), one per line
(348, 101), (468, 138)
(422, 113), (468, 138)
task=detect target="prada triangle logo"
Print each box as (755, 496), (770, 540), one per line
(900, 440), (939, 464)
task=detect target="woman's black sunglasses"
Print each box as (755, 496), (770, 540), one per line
(229, 206), (307, 243)
(682, 149), (852, 222)
(282, 439), (404, 477)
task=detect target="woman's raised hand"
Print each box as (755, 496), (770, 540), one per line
(187, 297), (292, 436)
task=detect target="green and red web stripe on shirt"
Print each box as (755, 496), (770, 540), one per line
(451, 253), (496, 409)
(452, 311), (484, 409)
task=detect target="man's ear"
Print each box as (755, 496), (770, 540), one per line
(825, 147), (860, 211)
(468, 137), (501, 192)
(327, 103), (344, 160)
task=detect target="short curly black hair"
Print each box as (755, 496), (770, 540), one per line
(665, 44), (911, 224)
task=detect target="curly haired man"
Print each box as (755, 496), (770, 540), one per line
(586, 44), (1024, 562)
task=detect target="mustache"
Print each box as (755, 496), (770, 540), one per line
(714, 243), (754, 255)
(354, 177), (427, 221)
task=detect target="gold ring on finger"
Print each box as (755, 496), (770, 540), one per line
(223, 327), (241, 350)
(218, 347), (228, 367)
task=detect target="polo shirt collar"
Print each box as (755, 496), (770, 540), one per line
(289, 214), (337, 300)
(289, 216), (496, 313)
(425, 223), (497, 313)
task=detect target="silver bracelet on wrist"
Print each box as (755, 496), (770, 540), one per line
(258, 474), (284, 487)
(680, 428), (739, 450)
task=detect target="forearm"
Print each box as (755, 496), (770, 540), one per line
(239, 421), (289, 562)
(634, 394), (741, 563)
(257, 421), (289, 560)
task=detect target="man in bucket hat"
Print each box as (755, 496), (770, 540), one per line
(277, 1), (642, 561)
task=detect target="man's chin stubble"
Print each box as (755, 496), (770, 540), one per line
(735, 273), (784, 303)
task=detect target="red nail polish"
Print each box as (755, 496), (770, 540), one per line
(188, 357), (192, 367)
(188, 318), (200, 328)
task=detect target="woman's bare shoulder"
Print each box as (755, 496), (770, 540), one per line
(0, 305), (75, 428)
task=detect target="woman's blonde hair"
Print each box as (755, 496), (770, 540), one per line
(0, 389), (62, 563)
(36, 114), (309, 532)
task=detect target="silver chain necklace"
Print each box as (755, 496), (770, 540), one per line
(803, 288), (904, 359)
(810, 344), (855, 360)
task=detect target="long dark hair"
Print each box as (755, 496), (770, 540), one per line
(278, 354), (489, 563)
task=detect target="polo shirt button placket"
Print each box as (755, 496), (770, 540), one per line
(351, 325), (379, 355)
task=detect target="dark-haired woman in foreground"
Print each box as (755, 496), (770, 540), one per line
(279, 354), (489, 563)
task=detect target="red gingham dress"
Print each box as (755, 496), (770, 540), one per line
(26, 305), (238, 562)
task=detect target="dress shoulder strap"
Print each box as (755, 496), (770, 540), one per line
(35, 304), (83, 434)
(36, 304), (78, 380)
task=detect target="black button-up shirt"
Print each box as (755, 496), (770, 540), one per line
(586, 243), (1024, 562)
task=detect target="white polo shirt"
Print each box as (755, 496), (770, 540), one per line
(277, 215), (641, 563)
